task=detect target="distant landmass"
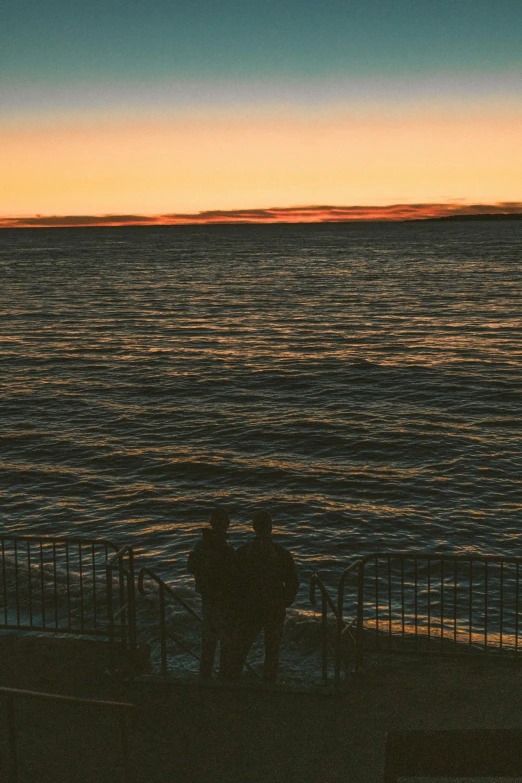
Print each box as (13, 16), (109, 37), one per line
(418, 213), (522, 222)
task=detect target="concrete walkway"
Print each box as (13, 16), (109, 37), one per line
(129, 656), (522, 783)
(2, 635), (522, 781)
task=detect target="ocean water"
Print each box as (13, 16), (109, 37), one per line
(1, 222), (521, 651)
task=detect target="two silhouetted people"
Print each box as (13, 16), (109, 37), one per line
(188, 507), (299, 682)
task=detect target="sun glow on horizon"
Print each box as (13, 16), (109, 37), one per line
(1, 101), (521, 220)
(3, 0), (521, 222)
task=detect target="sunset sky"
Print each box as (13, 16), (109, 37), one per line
(2, 0), (522, 225)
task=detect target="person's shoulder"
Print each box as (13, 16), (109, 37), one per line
(191, 538), (207, 554)
(272, 541), (296, 562)
(272, 540), (292, 554)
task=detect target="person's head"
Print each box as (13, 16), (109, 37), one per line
(252, 509), (272, 539)
(209, 506), (230, 537)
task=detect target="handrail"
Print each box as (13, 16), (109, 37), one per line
(105, 546), (137, 658)
(107, 545), (135, 568)
(337, 558), (362, 618)
(336, 559), (362, 677)
(138, 567), (202, 622)
(138, 566), (202, 675)
(310, 574), (342, 684)
(1, 686), (133, 783)
(357, 551), (522, 567)
(138, 567), (261, 680)
(0, 535), (119, 549)
(311, 564), (362, 686)
(0, 686), (133, 707)
(310, 574), (339, 616)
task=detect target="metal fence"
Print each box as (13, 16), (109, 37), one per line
(0, 535), (119, 637)
(0, 535), (206, 676)
(9, 537), (519, 686)
(352, 553), (522, 661)
(312, 552), (522, 685)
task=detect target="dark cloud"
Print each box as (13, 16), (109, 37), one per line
(0, 215), (158, 227)
(2, 202), (522, 229)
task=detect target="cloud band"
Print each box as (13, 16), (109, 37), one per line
(2, 202), (522, 228)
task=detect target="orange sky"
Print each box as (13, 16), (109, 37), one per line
(2, 102), (521, 224)
(3, 0), (521, 225)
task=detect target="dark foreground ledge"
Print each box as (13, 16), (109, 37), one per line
(2, 632), (522, 782)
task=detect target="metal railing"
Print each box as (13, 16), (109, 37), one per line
(7, 538), (522, 687)
(0, 535), (272, 680)
(310, 560), (360, 685)
(334, 552), (522, 676)
(137, 566), (261, 679)
(106, 545), (138, 656)
(138, 566), (202, 676)
(1, 686), (134, 783)
(310, 575), (341, 683)
(0, 535), (118, 636)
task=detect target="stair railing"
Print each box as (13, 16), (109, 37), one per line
(137, 567), (261, 679)
(137, 567), (202, 675)
(336, 558), (363, 672)
(310, 558), (361, 686)
(309, 575), (340, 684)
(106, 546), (137, 664)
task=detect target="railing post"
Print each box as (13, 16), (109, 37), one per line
(7, 691), (18, 783)
(106, 563), (116, 675)
(118, 555), (127, 646)
(356, 559), (365, 670)
(127, 549), (138, 668)
(321, 592), (328, 682)
(335, 577), (344, 687)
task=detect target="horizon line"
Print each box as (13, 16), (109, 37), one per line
(2, 201), (522, 228)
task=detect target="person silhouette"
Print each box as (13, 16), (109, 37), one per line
(188, 507), (239, 680)
(235, 509), (299, 682)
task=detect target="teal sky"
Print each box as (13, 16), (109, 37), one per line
(2, 0), (521, 219)
(3, 0), (522, 87)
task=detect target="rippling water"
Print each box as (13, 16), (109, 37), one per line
(1, 222), (521, 611)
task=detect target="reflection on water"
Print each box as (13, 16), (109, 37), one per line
(0, 222), (521, 612)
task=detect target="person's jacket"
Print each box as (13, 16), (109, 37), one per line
(236, 537), (299, 612)
(188, 528), (239, 605)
